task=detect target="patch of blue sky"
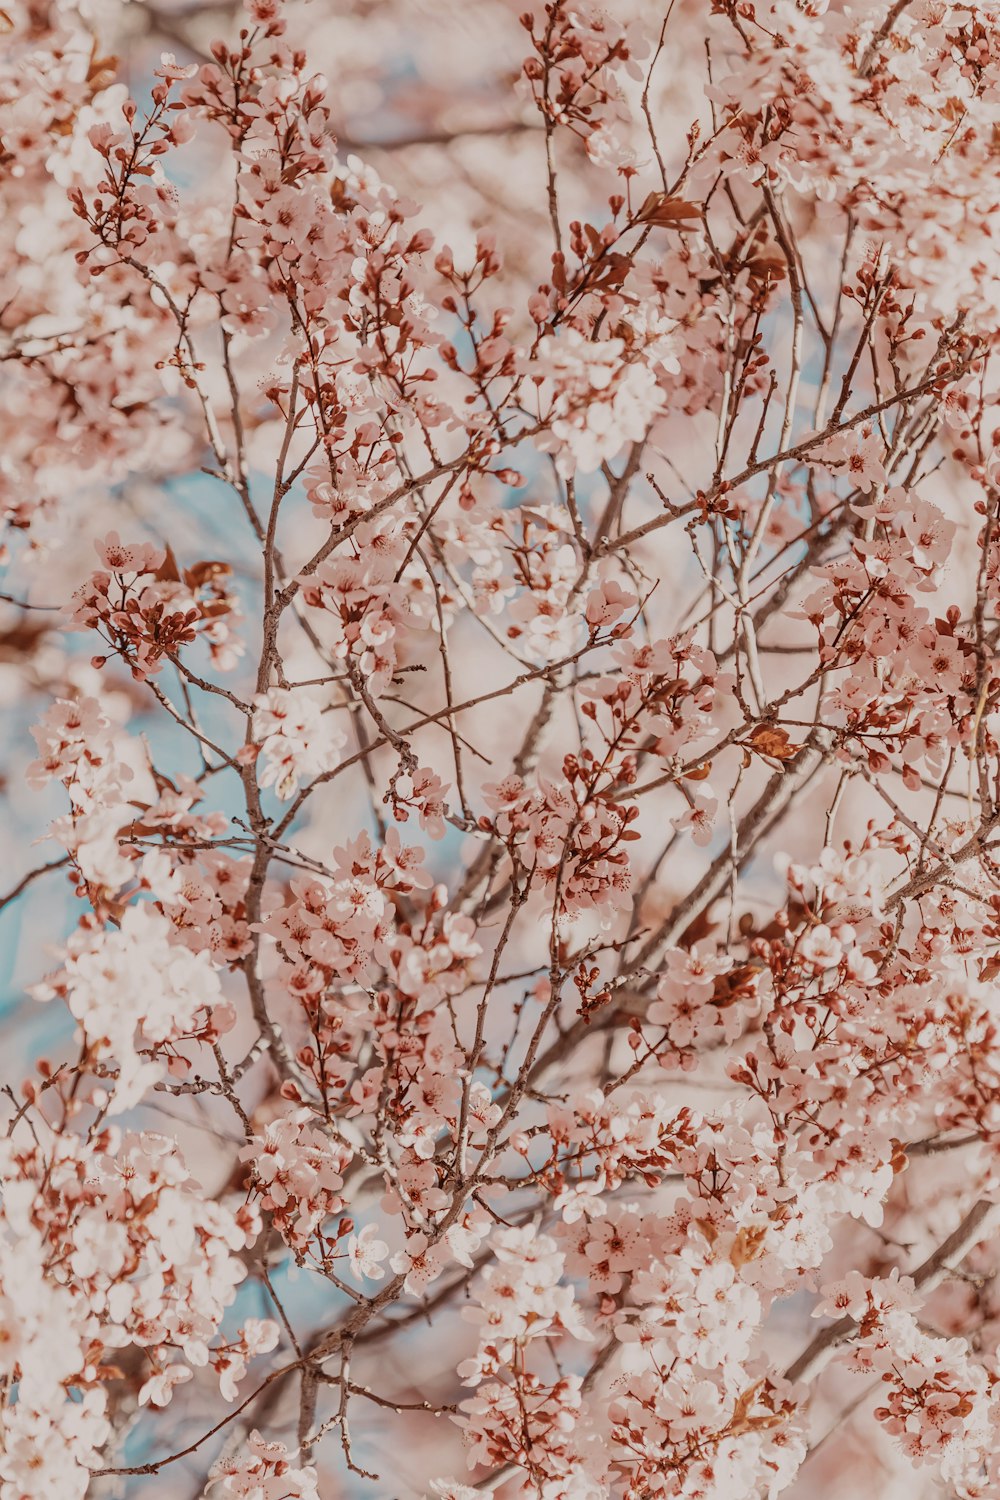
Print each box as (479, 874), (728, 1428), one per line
(232, 1247), (353, 1344)
(125, 55), (209, 196)
(162, 469), (274, 573)
(336, 50), (422, 150)
(0, 743), (80, 1023)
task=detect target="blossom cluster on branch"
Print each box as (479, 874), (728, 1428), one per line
(5, 0), (1000, 1496)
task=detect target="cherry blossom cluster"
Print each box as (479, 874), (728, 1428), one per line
(8, 0), (1000, 1494)
(251, 687), (345, 800)
(203, 1431), (321, 1500)
(0, 1117), (269, 1499)
(70, 533), (241, 680)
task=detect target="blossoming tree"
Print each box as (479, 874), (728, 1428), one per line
(5, 0), (1000, 1494)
